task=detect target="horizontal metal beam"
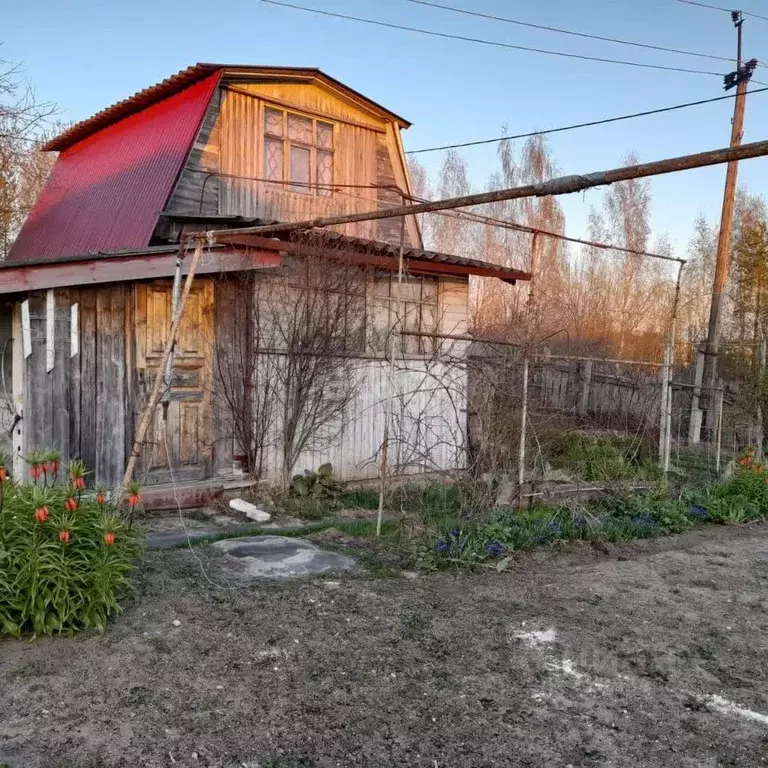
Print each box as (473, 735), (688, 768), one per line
(202, 138), (768, 239)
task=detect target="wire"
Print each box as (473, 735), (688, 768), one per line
(261, 0), (726, 77)
(405, 85), (768, 153)
(675, 0), (768, 21)
(405, 0), (735, 63)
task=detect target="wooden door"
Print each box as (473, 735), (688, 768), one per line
(135, 280), (214, 484)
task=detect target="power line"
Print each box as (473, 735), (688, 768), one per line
(406, 0), (735, 63)
(183, 168), (678, 263)
(675, 0), (768, 21)
(406, 85), (768, 154)
(261, 0), (726, 77)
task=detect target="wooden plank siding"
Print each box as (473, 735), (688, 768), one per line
(22, 285), (133, 487)
(165, 87), (222, 216)
(164, 80), (421, 247)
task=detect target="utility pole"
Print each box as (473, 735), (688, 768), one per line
(699, 10), (757, 438)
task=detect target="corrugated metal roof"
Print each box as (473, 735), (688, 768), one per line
(298, 231), (530, 280)
(44, 64), (410, 153)
(214, 227), (531, 283)
(8, 72), (221, 264)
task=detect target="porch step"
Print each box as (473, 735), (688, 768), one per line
(139, 481), (225, 511)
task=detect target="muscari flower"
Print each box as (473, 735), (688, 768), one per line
(547, 521), (561, 531)
(450, 527), (460, 538)
(435, 538), (449, 553)
(485, 541), (506, 555)
(574, 516), (588, 527)
(688, 505), (709, 519)
(632, 514), (659, 528)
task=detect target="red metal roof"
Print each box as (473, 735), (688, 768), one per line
(43, 64), (410, 153)
(8, 72), (220, 264)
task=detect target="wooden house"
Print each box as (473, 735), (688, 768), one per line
(0, 64), (528, 493)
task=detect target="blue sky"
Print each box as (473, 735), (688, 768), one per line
(7, 0), (768, 256)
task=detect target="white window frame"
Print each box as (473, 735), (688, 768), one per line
(262, 104), (335, 195)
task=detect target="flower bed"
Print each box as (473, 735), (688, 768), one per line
(418, 453), (768, 571)
(0, 453), (143, 637)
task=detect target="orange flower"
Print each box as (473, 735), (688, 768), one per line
(96, 492), (106, 505)
(71, 475), (86, 490)
(50, 459), (59, 474)
(755, 464), (763, 473)
(0, 466), (6, 483)
(58, 529), (70, 544)
(103, 531), (115, 546)
(30, 464), (41, 480)
(34, 506), (48, 523)
(127, 493), (140, 507)
(738, 456), (751, 467)
(64, 497), (78, 512)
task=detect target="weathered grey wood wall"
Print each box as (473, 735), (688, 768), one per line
(23, 285), (134, 487)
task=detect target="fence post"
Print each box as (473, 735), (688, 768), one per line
(518, 356), (529, 494)
(757, 337), (766, 459)
(578, 359), (592, 416)
(689, 342), (705, 443)
(715, 384), (724, 475)
(659, 344), (670, 465)
(664, 339), (674, 473)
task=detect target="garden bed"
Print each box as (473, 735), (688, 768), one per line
(2, 523), (768, 767)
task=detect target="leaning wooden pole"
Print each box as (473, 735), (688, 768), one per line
(204, 139), (768, 240)
(122, 238), (204, 490)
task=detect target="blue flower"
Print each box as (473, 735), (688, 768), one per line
(688, 505), (709, 519)
(435, 538), (449, 553)
(485, 541), (506, 555)
(450, 527), (460, 538)
(631, 514), (659, 528)
(547, 521), (562, 531)
(574, 516), (588, 527)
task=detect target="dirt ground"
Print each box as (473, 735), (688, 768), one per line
(2, 525), (768, 768)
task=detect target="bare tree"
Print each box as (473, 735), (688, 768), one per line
(0, 59), (57, 257)
(213, 234), (366, 484)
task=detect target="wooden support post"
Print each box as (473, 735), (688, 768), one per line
(578, 359), (592, 416)
(122, 240), (203, 491)
(702, 14), (752, 429)
(11, 303), (24, 480)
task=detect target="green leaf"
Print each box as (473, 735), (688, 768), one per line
(496, 557), (510, 572)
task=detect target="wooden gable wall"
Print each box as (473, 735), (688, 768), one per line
(165, 79), (420, 247)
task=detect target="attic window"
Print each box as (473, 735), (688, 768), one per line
(263, 106), (334, 195)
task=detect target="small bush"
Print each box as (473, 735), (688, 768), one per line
(0, 456), (143, 637)
(547, 432), (660, 481)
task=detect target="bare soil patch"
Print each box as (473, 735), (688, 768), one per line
(2, 525), (768, 767)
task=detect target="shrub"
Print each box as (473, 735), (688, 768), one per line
(0, 457), (143, 637)
(291, 463), (338, 500)
(547, 432), (660, 481)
